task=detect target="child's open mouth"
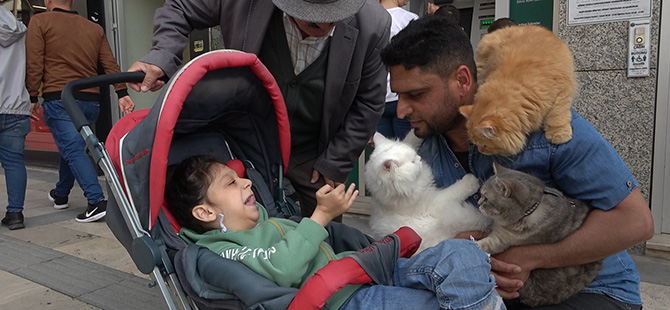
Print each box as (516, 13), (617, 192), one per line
(244, 194), (256, 206)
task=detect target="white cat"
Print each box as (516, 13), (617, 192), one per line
(365, 131), (492, 253)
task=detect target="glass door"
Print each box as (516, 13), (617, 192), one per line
(652, 0), (670, 234)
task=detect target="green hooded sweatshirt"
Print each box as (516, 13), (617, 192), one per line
(180, 203), (361, 309)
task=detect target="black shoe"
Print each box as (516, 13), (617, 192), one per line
(1, 212), (25, 230)
(75, 200), (107, 223)
(48, 189), (69, 209)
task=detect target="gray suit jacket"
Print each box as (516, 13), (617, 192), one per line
(142, 0), (391, 182)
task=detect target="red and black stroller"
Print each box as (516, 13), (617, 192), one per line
(61, 50), (420, 309)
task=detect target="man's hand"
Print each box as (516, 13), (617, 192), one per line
(311, 169), (343, 188)
(490, 246), (534, 299)
(118, 96), (135, 114)
(310, 184), (358, 226)
(454, 230), (488, 240)
(127, 61), (166, 92)
(455, 230), (526, 298)
(30, 102), (39, 120)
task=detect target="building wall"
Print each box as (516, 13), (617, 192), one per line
(555, 1), (659, 253)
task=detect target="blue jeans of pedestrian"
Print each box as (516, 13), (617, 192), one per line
(341, 239), (504, 310)
(376, 100), (412, 140)
(42, 99), (104, 205)
(0, 114), (30, 212)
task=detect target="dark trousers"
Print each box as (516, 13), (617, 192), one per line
(505, 293), (642, 310)
(285, 158), (343, 223)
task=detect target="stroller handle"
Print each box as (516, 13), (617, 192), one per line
(62, 72), (146, 131)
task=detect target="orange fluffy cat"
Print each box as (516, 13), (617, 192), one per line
(459, 25), (576, 156)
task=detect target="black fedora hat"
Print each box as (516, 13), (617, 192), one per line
(272, 0), (366, 23)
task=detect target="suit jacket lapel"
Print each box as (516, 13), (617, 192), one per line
(243, 0), (276, 53)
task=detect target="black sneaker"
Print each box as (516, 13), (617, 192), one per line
(1, 211), (25, 230)
(48, 189), (69, 209)
(75, 200), (107, 223)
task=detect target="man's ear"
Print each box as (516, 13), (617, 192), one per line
(454, 65), (474, 97)
(192, 205), (217, 223)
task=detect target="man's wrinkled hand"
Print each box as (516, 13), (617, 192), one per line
(127, 61), (166, 92)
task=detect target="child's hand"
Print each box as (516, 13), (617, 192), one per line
(310, 183), (359, 227)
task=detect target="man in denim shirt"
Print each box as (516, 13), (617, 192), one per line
(380, 16), (654, 309)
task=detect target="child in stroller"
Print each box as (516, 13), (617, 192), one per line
(165, 155), (505, 310)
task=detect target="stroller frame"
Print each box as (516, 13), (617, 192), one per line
(63, 71), (193, 310)
(63, 49), (298, 309)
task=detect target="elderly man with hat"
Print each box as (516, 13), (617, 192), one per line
(129, 0), (390, 221)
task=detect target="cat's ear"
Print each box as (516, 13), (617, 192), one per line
(494, 177), (512, 197)
(372, 132), (389, 147)
(475, 121), (497, 139)
(458, 105), (474, 119)
(492, 162), (511, 175)
(403, 129), (424, 150)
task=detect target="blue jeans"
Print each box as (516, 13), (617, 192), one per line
(0, 114), (30, 212)
(341, 239), (504, 310)
(42, 100), (104, 205)
(376, 100), (412, 140)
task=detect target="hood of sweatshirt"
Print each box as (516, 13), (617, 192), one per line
(180, 202), (269, 244)
(0, 7), (27, 48)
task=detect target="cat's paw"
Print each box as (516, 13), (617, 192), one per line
(545, 126), (572, 144)
(476, 237), (505, 254)
(461, 174), (481, 190)
(475, 239), (494, 254)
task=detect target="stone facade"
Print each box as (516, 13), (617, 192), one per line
(556, 1), (660, 254)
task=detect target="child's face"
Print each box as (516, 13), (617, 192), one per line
(201, 163), (260, 231)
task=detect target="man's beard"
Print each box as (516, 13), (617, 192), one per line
(412, 122), (439, 139)
(412, 102), (459, 139)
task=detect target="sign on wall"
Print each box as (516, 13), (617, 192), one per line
(509, 0), (554, 30)
(568, 0), (652, 25)
(628, 19), (650, 77)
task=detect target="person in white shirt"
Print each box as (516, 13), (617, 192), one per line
(377, 0), (418, 139)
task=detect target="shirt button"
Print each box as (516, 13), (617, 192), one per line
(289, 80), (297, 88)
(454, 163), (460, 168)
(626, 180), (633, 187)
(473, 194), (479, 200)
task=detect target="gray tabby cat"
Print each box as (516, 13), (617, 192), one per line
(476, 162), (602, 307)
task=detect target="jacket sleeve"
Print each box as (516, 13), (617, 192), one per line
(97, 32), (128, 96)
(207, 218), (329, 288)
(314, 10), (391, 182)
(25, 17), (45, 102)
(139, 0), (222, 77)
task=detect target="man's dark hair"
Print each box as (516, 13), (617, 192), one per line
(381, 15), (476, 82)
(165, 156), (222, 233)
(432, 0), (453, 5)
(487, 17), (518, 33)
(434, 5), (461, 25)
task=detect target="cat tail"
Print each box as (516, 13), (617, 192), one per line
(402, 129), (424, 150)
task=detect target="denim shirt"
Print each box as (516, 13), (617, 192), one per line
(418, 110), (642, 305)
